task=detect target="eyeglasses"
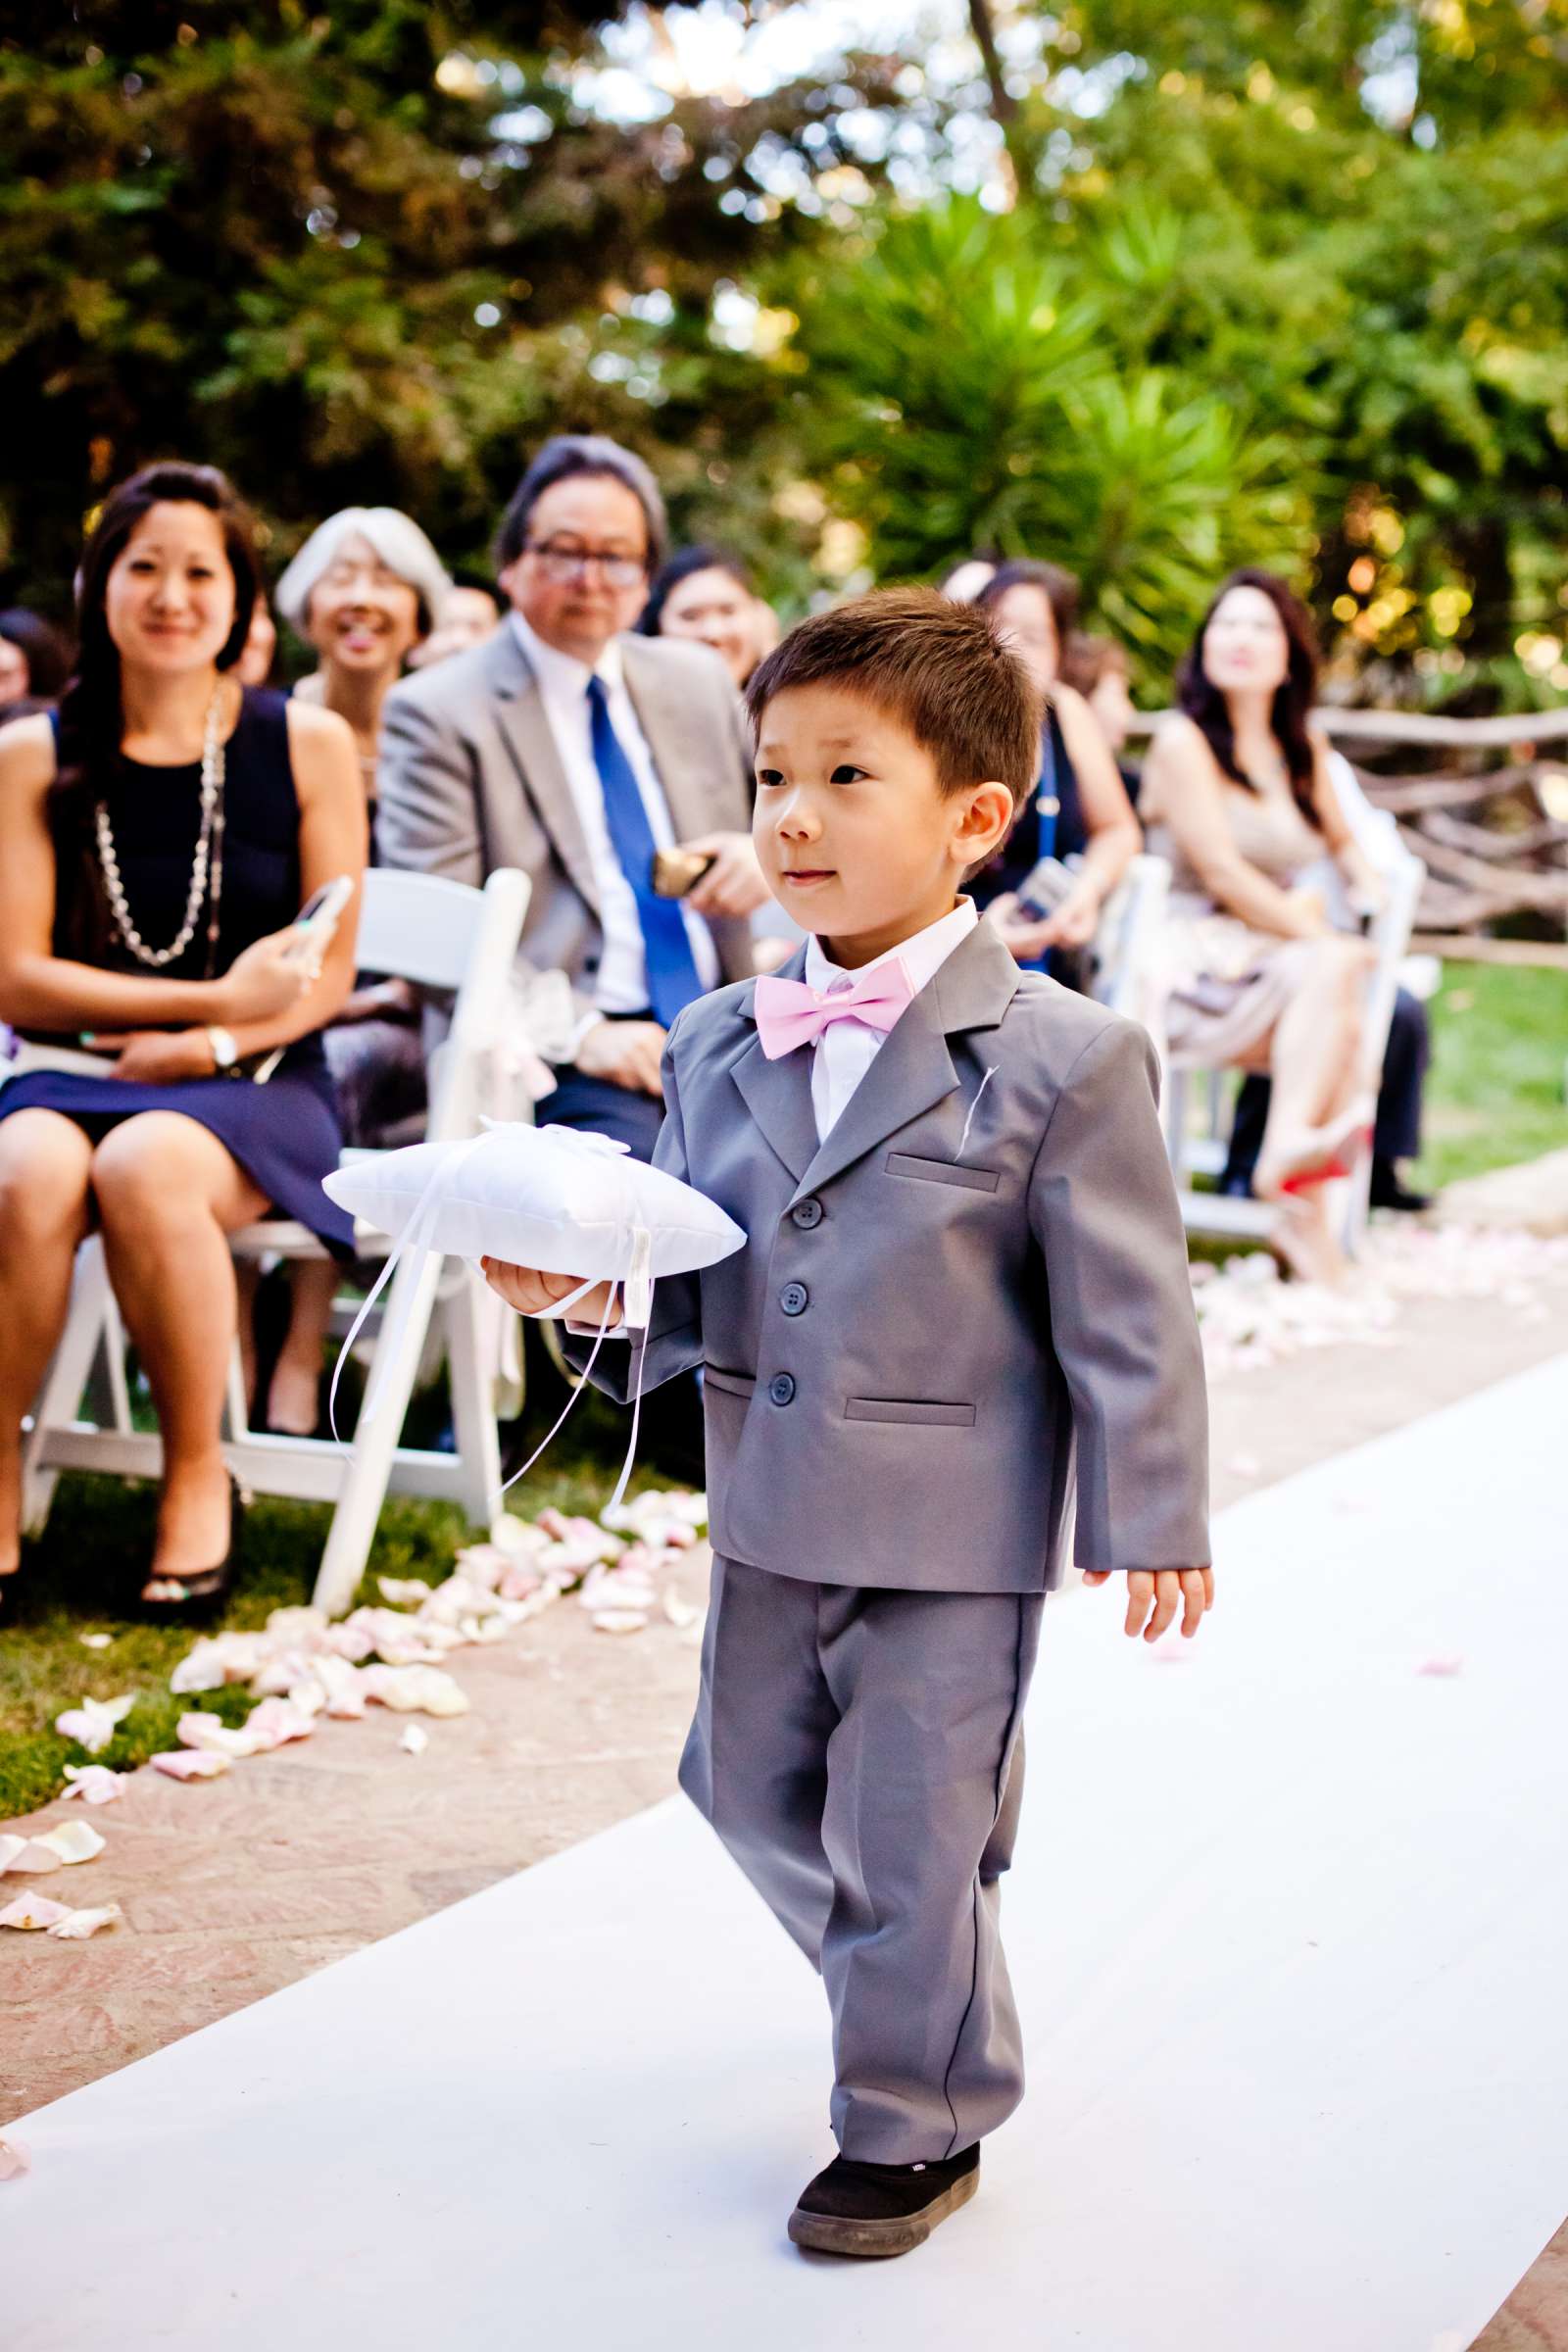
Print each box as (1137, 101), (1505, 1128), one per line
(523, 540), (648, 588)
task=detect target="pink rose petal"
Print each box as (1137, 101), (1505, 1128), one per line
(63, 1765), (126, 1804)
(362, 1664), (467, 1717)
(0, 2136), (32, 2180)
(243, 1696), (318, 1749)
(150, 1748), (231, 1781)
(48, 1901), (122, 1939)
(54, 1692), (135, 1753)
(1, 1839), (63, 1875)
(1416, 1654), (1464, 1678)
(0, 1891), (73, 1930)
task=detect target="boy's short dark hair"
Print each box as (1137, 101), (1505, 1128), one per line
(745, 587), (1041, 814)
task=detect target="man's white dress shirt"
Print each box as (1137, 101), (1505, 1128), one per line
(801, 898), (977, 1140)
(512, 612), (719, 1013)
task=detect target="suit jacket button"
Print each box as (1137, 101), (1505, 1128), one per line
(779, 1282), (808, 1316)
(792, 1199), (823, 1229)
(768, 1373), (797, 1406)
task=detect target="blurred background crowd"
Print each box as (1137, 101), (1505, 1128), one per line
(1, 0), (1565, 1626)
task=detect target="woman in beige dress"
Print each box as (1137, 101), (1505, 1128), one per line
(1141, 570), (1386, 1286)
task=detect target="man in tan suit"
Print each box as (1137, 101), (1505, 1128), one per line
(376, 434), (766, 1161)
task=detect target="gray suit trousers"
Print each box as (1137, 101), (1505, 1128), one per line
(679, 1556), (1045, 2164)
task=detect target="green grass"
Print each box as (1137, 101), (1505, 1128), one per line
(1414, 962), (1568, 1192)
(0, 1375), (680, 1822)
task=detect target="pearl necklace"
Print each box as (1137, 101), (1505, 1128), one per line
(95, 686), (228, 971)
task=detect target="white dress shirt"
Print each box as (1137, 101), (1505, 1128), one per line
(801, 897), (978, 1140)
(511, 612), (719, 1013)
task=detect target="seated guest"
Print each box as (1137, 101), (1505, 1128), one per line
(1219, 753), (1432, 1214)
(1062, 631), (1139, 769)
(376, 433), (765, 1163)
(0, 608), (74, 716)
(1140, 569), (1388, 1285)
(279, 507), (451, 794)
(0, 463), (365, 1614)
(407, 567), (503, 669)
(1220, 990), (1431, 1212)
(970, 562), (1142, 980)
(639, 546), (765, 690)
(234, 598), (278, 688)
(257, 508), (451, 1435)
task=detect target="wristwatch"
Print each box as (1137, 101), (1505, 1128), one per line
(205, 1024), (239, 1075)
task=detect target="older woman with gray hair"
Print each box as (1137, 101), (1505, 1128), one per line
(258, 508), (450, 1435)
(277, 507), (451, 814)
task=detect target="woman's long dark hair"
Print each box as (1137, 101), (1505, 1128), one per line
(637, 543), (753, 637)
(974, 559), (1081, 663)
(1176, 567), (1321, 829)
(0, 608), (74, 705)
(50, 463), (259, 960)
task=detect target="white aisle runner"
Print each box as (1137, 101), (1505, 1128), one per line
(8, 1357), (1567, 2352)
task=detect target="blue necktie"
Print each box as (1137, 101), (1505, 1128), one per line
(586, 673), (705, 1028)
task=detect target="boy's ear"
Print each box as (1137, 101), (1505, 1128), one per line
(954, 780), (1017, 866)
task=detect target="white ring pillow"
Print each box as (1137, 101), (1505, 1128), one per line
(320, 1123), (747, 1514)
(324, 1123), (745, 1302)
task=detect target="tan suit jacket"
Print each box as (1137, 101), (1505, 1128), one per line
(375, 623), (756, 1033)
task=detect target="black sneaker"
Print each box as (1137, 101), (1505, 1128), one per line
(787, 2143), (980, 2259)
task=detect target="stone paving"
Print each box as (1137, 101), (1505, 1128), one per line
(3, 1268), (1567, 2347)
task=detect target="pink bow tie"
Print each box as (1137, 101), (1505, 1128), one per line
(754, 958), (915, 1059)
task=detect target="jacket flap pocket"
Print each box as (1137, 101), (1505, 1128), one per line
(845, 1397), (977, 1427)
(885, 1152), (1001, 1194)
(704, 1365), (757, 1399)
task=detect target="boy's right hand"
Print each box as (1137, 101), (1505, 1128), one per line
(1083, 1566), (1213, 1640)
(480, 1260), (623, 1328)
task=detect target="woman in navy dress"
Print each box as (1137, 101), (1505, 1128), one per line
(0, 463), (366, 1614)
(968, 560), (1141, 984)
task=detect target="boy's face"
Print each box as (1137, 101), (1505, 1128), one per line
(753, 682), (1015, 964)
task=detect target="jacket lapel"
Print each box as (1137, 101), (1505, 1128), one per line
(728, 950), (820, 1184)
(735, 918), (1023, 1201)
(793, 986), (961, 1200)
(620, 634), (723, 841)
(489, 628), (603, 916)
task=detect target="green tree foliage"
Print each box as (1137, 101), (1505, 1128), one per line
(0, 2), (916, 604)
(785, 197), (1306, 670)
(4, 3), (1567, 698)
(999, 0), (1568, 685)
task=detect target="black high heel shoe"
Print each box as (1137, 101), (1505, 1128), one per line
(138, 1476), (246, 1624)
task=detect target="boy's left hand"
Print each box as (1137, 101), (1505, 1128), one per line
(1083, 1567), (1213, 1641)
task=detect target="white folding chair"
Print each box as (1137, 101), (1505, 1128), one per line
(1162, 759), (1426, 1256)
(21, 865), (531, 1615)
(1089, 852), (1172, 1025)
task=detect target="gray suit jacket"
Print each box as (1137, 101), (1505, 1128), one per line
(375, 622), (757, 1031)
(566, 921), (1210, 1594)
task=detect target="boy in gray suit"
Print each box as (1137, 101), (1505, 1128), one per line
(484, 589), (1212, 2260)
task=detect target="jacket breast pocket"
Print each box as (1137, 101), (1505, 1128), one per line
(885, 1151), (1001, 1194)
(845, 1397), (977, 1427)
